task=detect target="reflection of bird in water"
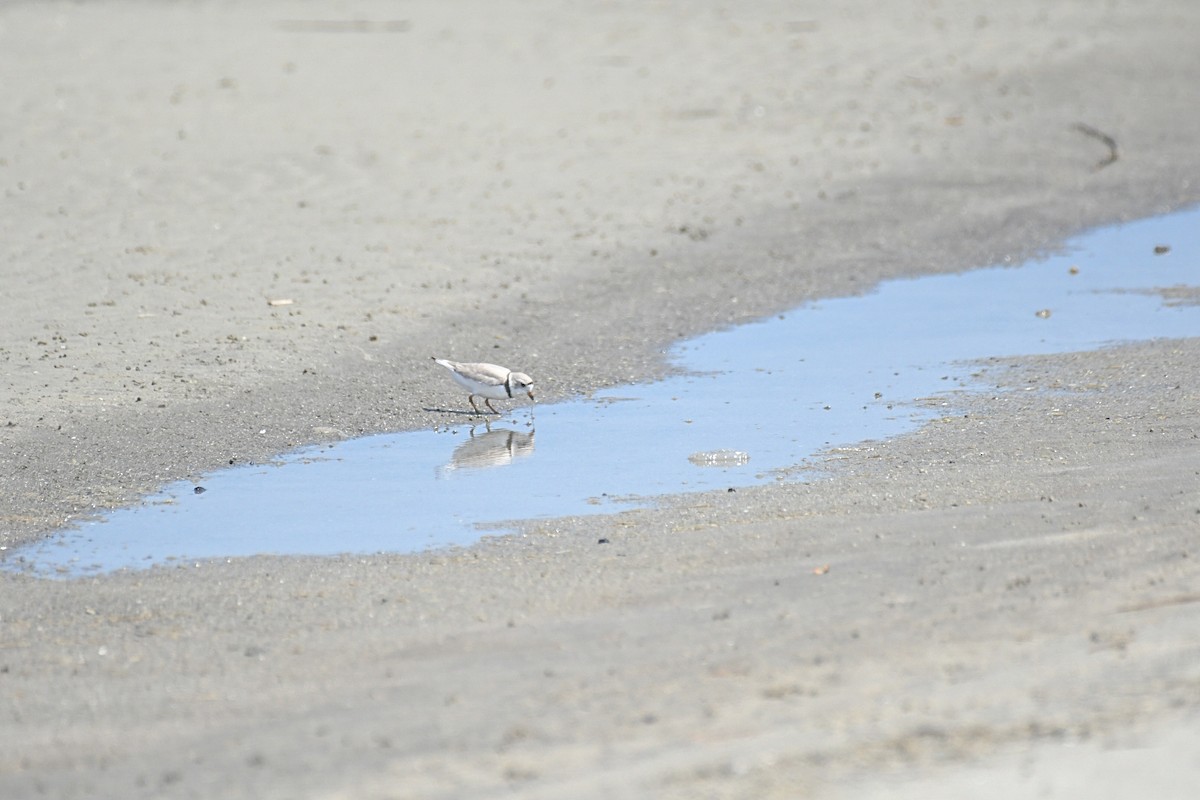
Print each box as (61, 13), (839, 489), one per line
(438, 424), (535, 478)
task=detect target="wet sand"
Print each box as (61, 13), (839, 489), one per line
(2, 2), (1200, 797)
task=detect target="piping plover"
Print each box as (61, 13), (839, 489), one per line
(431, 357), (535, 415)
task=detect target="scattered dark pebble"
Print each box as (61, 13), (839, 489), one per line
(727, 487), (736, 492)
(1154, 244), (1171, 255)
(193, 486), (207, 494)
(597, 538), (610, 544)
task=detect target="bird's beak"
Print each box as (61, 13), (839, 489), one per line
(527, 389), (536, 402)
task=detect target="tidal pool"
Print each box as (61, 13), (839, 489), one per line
(6, 207), (1199, 577)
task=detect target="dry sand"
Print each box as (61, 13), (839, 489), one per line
(2, 1), (1199, 797)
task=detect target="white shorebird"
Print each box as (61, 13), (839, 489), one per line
(431, 357), (535, 415)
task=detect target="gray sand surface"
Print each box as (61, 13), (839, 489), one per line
(2, 1), (1199, 797)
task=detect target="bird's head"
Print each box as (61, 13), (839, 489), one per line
(510, 372), (535, 401)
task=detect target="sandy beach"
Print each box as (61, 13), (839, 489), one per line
(2, 1), (1199, 797)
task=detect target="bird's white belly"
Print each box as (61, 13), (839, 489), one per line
(451, 372), (508, 399)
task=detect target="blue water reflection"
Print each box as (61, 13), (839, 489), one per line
(7, 207), (1199, 576)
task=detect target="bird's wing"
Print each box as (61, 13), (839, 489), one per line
(454, 362), (510, 386)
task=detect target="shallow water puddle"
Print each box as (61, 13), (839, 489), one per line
(7, 208), (1200, 576)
